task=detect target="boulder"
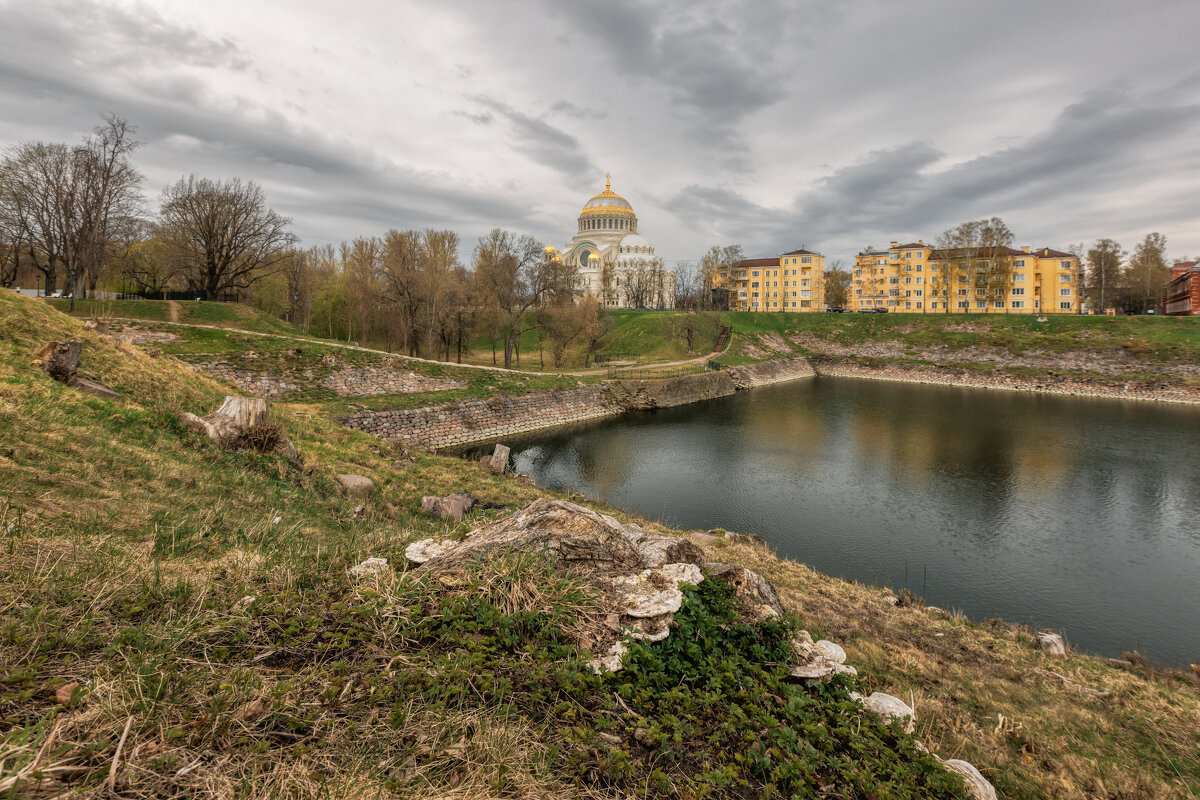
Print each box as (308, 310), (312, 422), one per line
(863, 692), (915, 734)
(789, 658), (857, 681)
(420, 492), (475, 521)
(1037, 631), (1066, 657)
(941, 759), (998, 800)
(589, 641), (627, 674)
(486, 443), (511, 475)
(706, 562), (786, 621)
(414, 499), (647, 578)
(336, 474), (375, 499)
(38, 340), (81, 381)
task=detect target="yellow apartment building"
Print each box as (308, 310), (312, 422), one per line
(720, 249), (826, 311)
(850, 240), (1080, 314)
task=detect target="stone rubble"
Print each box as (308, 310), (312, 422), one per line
(335, 474), (375, 499)
(348, 557), (390, 580)
(1036, 631), (1066, 657)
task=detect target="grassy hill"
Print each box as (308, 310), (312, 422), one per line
(3, 292), (1199, 798)
(47, 297), (304, 336)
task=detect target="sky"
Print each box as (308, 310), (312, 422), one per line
(1, 0), (1197, 267)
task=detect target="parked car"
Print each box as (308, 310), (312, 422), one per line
(856, 308), (874, 313)
(873, 307), (889, 313)
(825, 306), (845, 313)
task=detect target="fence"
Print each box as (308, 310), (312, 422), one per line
(605, 363), (709, 381)
(592, 352), (637, 364)
(116, 290), (240, 303)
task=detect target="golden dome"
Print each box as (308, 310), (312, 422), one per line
(579, 173), (636, 217)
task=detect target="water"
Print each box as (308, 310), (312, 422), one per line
(467, 377), (1200, 666)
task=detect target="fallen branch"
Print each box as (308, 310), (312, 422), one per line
(106, 715), (134, 792)
(1043, 670), (1111, 698)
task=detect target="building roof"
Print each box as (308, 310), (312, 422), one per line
(893, 242), (929, 250)
(780, 248), (820, 256)
(579, 174), (636, 217)
(734, 257), (780, 268)
(1033, 248), (1074, 259)
(928, 246), (1028, 259)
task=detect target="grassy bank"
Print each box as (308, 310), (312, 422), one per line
(4, 292), (1199, 797)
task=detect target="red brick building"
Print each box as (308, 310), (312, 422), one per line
(1163, 261), (1200, 316)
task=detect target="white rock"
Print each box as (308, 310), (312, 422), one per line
(589, 641), (627, 674)
(609, 572), (684, 618)
(814, 640), (846, 664)
(348, 557), (389, 580)
(659, 562), (703, 586)
(864, 692), (915, 734)
(626, 616), (672, 642)
(789, 656), (855, 680)
(941, 759), (998, 800)
(1037, 631), (1066, 657)
(405, 539), (455, 564)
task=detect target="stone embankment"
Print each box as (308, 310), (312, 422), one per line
(812, 358), (1200, 405)
(342, 355), (817, 449)
(187, 358), (465, 400)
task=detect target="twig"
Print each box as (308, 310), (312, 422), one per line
(106, 715), (134, 792)
(1045, 670), (1110, 698)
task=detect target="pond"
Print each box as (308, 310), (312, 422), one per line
(467, 376), (1200, 666)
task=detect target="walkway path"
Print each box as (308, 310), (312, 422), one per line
(166, 301), (180, 323)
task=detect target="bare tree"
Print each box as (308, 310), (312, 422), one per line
(1086, 238), (1125, 313)
(159, 176), (296, 300)
(1127, 232), (1169, 313)
(115, 223), (185, 296)
(473, 228), (560, 369)
(936, 217), (1016, 313)
(824, 259), (850, 308)
(698, 244), (744, 309)
(673, 260), (701, 309)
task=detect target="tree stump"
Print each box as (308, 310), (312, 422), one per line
(38, 341), (82, 382)
(180, 396), (268, 446)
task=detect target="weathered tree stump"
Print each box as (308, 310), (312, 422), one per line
(180, 395), (297, 462)
(38, 341), (82, 382)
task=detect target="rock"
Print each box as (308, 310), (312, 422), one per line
(348, 557), (389, 580)
(1191, 663), (1200, 678)
(144, 347), (161, 358)
(789, 657), (857, 680)
(68, 375), (121, 400)
(863, 692), (915, 734)
(1037, 631), (1066, 657)
(38, 340), (81, 382)
(589, 641), (627, 674)
(235, 698), (266, 722)
(352, 504), (366, 519)
(626, 615), (673, 642)
(83, 318), (109, 334)
(414, 499), (646, 578)
(405, 538), (455, 564)
(705, 562), (786, 621)
(622, 525), (706, 569)
(941, 759), (998, 800)
(230, 595), (256, 613)
(56, 682), (80, 705)
(420, 492), (474, 521)
(607, 563), (701, 618)
(814, 640), (846, 664)
(336, 474), (375, 499)
(486, 444), (511, 475)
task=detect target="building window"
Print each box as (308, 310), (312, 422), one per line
(801, 257), (812, 264)
(916, 301), (923, 308)
(994, 301), (1005, 309)
(1060, 260), (1072, 269)
(800, 290), (811, 298)
(752, 271), (759, 277)
(1059, 288), (1072, 296)
(1060, 274), (1072, 283)
(1059, 301), (1073, 310)
(958, 301), (969, 309)
(1012, 287), (1025, 296)
(905, 301), (912, 309)
(1014, 260), (1025, 267)
(1012, 300), (1025, 309)
(1012, 273), (1025, 281)
(976, 301), (987, 309)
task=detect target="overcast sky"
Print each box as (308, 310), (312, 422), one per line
(2, 0), (1197, 266)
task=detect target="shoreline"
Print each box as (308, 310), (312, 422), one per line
(809, 357), (1200, 406)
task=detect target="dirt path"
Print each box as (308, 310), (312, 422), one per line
(166, 301), (180, 323)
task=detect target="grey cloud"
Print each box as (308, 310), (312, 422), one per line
(470, 96), (597, 185)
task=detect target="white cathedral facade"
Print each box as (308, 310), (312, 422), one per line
(548, 175), (674, 309)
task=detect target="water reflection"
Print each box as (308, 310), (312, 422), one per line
(470, 377), (1200, 665)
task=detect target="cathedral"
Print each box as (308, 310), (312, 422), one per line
(548, 175), (674, 309)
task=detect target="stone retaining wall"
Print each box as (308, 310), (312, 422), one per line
(341, 384), (621, 449)
(342, 355), (819, 449)
(186, 360), (464, 399)
(811, 358), (1200, 405)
